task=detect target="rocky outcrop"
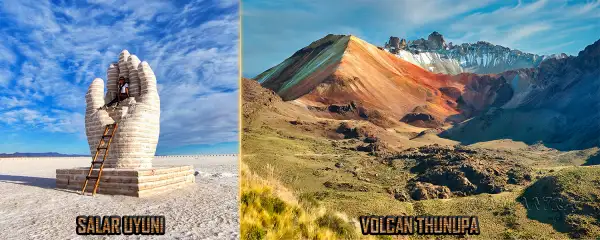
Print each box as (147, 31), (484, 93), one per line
(393, 145), (532, 200)
(385, 37), (408, 54)
(400, 112), (442, 128)
(427, 31), (446, 50)
(85, 49), (160, 169)
(408, 182), (452, 200)
(336, 122), (360, 139)
(575, 38), (600, 70)
(388, 37), (400, 49)
(335, 122), (381, 140)
(356, 142), (388, 155)
(399, 38), (407, 50)
(438, 87), (461, 100)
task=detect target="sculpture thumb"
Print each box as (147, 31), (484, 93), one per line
(85, 78), (114, 163)
(86, 78), (106, 113)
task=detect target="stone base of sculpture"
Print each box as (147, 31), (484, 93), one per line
(55, 166), (195, 197)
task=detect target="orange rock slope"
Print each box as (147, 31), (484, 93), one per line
(256, 34), (512, 127)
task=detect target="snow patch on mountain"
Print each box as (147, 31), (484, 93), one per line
(383, 32), (570, 75)
(390, 49), (463, 75)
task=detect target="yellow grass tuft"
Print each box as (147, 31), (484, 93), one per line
(240, 163), (368, 240)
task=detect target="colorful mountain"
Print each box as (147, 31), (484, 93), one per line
(256, 34), (513, 128)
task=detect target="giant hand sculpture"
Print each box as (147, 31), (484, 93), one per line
(85, 50), (160, 169)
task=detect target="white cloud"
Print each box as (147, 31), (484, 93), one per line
(0, 68), (12, 86)
(0, 108), (84, 134)
(0, 96), (33, 109)
(1, 0), (61, 33)
(503, 23), (552, 45)
(218, 0), (239, 9)
(387, 0), (497, 26)
(447, 0), (600, 51)
(0, 44), (16, 64)
(450, 0), (549, 32)
(45, 110), (85, 134)
(159, 90), (239, 146)
(569, 0), (600, 15)
(534, 40), (576, 55)
(0, 109), (44, 125)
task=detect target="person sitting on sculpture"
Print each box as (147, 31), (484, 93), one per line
(101, 77), (130, 109)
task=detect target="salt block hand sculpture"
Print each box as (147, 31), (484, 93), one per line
(85, 50), (160, 169)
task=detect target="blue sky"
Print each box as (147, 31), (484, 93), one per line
(242, 0), (600, 78)
(0, 0), (239, 155)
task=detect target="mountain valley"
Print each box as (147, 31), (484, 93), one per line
(242, 33), (600, 239)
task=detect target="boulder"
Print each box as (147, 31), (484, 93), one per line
(408, 182), (452, 200)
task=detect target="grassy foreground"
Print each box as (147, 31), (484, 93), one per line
(242, 128), (574, 239)
(240, 163), (366, 240)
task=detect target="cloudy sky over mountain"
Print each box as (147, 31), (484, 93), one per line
(242, 0), (600, 77)
(0, 0), (239, 154)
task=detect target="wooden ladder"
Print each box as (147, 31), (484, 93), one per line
(81, 123), (118, 196)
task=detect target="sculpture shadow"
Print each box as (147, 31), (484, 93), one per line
(0, 174), (56, 189)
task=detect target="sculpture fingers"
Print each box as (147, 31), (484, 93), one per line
(118, 50), (130, 79)
(137, 61), (160, 107)
(105, 63), (120, 102)
(127, 55), (142, 98)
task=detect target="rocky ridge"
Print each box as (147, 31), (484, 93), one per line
(441, 39), (600, 150)
(384, 32), (570, 74)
